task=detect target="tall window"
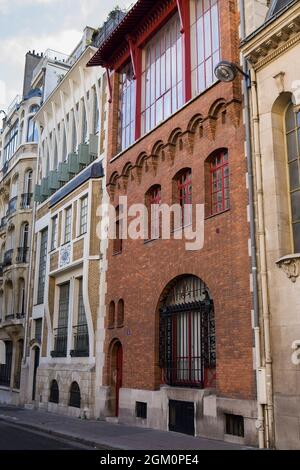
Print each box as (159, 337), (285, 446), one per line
(93, 88), (100, 135)
(62, 123), (67, 161)
(190, 0), (220, 97)
(51, 215), (58, 251)
(24, 169), (33, 196)
(118, 62), (136, 152)
(141, 13), (183, 135)
(72, 109), (77, 152)
(0, 341), (13, 387)
(79, 196), (88, 235)
(146, 185), (161, 240)
(54, 283), (70, 357)
(37, 229), (48, 305)
(27, 117), (38, 142)
(72, 278), (89, 357)
(82, 101), (88, 144)
(210, 150), (229, 215)
(64, 207), (72, 244)
(4, 120), (19, 161)
(176, 170), (192, 227)
(285, 103), (300, 252)
(160, 276), (216, 389)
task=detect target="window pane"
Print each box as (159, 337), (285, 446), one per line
(291, 190), (300, 222)
(141, 13), (183, 135)
(293, 222), (300, 253)
(286, 104), (296, 132)
(289, 161), (300, 191)
(287, 131), (298, 161)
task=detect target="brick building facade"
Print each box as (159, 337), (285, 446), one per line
(89, 0), (258, 445)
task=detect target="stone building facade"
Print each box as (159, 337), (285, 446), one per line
(22, 30), (110, 418)
(0, 50), (68, 405)
(88, 0), (258, 446)
(242, 0), (300, 450)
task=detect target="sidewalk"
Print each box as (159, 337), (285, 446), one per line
(0, 405), (252, 450)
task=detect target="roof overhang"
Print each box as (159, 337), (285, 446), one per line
(87, 0), (176, 69)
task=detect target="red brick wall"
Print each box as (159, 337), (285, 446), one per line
(103, 0), (255, 401)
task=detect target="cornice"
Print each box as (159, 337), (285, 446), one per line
(242, 5), (300, 70)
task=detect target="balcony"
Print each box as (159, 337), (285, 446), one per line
(51, 327), (68, 358)
(3, 249), (13, 267)
(70, 324), (89, 358)
(16, 247), (28, 264)
(20, 193), (33, 210)
(6, 197), (17, 218)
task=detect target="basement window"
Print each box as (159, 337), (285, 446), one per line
(136, 402), (147, 419)
(225, 414), (244, 438)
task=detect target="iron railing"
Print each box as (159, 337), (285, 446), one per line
(20, 193), (33, 209)
(16, 247), (28, 264)
(7, 197), (17, 217)
(51, 327), (68, 358)
(70, 324), (89, 357)
(3, 249), (13, 267)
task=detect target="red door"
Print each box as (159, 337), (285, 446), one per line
(115, 344), (123, 417)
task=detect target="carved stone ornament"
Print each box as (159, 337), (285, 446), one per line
(276, 254), (300, 282)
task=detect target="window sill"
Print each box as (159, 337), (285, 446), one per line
(205, 208), (230, 221)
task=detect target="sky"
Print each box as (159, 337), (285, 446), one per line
(0, 0), (132, 114)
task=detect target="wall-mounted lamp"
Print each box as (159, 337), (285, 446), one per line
(214, 60), (250, 87)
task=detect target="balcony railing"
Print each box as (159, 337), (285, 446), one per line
(3, 249), (13, 267)
(20, 193), (33, 209)
(16, 247), (28, 264)
(51, 327), (68, 358)
(7, 197), (17, 217)
(70, 324), (89, 358)
(4, 313), (25, 322)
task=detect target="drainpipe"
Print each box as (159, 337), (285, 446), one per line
(249, 66), (274, 449)
(239, 0), (265, 449)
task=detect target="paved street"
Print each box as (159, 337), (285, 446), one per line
(0, 420), (96, 450)
(0, 406), (252, 450)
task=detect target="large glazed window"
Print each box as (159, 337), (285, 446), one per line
(190, 0), (220, 97)
(209, 150), (229, 216)
(159, 276), (216, 389)
(141, 13), (183, 135)
(118, 62), (136, 152)
(285, 103), (300, 252)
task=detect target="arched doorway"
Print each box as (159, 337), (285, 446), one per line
(32, 347), (40, 401)
(110, 341), (123, 417)
(159, 275), (216, 389)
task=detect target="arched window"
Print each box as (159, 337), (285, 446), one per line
(69, 381), (81, 408)
(146, 185), (161, 240)
(29, 104), (40, 114)
(49, 380), (59, 404)
(174, 169), (192, 228)
(5, 281), (13, 317)
(285, 103), (300, 252)
(27, 116), (38, 142)
(207, 150), (229, 216)
(108, 301), (115, 329)
(22, 170), (33, 208)
(113, 206), (123, 255)
(117, 299), (124, 328)
(159, 275), (216, 389)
